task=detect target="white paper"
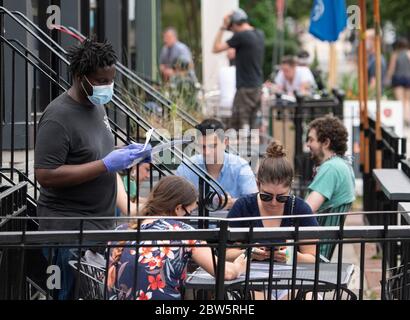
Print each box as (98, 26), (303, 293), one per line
(127, 128), (154, 168)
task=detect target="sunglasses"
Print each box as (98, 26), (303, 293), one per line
(259, 192), (291, 203)
(182, 207), (191, 217)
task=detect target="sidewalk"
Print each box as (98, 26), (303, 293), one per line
(344, 213), (382, 299)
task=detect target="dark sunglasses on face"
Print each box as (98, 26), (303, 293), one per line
(259, 192), (291, 203)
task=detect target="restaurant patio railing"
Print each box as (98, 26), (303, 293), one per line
(0, 211), (409, 300)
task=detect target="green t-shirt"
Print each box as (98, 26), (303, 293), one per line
(307, 157), (356, 212)
(121, 175), (137, 199)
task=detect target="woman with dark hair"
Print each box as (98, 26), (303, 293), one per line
(227, 140), (317, 263)
(107, 176), (246, 300)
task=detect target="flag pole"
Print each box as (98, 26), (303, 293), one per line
(373, 0), (382, 169)
(358, 1), (364, 173)
(328, 42), (337, 89)
(359, 0), (369, 174)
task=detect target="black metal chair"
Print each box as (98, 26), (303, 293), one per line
(383, 264), (410, 300)
(317, 203), (352, 261)
(191, 277), (357, 300)
(68, 260), (106, 300)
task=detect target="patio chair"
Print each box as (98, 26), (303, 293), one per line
(317, 202), (352, 261)
(68, 260), (106, 300)
(210, 278), (357, 300)
(383, 264), (410, 300)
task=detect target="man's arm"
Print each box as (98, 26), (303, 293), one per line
(159, 64), (174, 81)
(305, 191), (326, 213)
(213, 14), (232, 53)
(34, 119), (151, 188)
(213, 28), (231, 53)
(35, 161), (107, 188)
(298, 68), (316, 94)
(35, 145), (150, 188)
(34, 120), (108, 188)
(274, 71), (286, 93)
(224, 194), (236, 210)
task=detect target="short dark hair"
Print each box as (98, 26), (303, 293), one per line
(195, 119), (225, 141)
(67, 39), (117, 76)
(281, 55), (296, 67)
(308, 116), (348, 156)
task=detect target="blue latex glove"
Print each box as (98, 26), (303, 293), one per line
(102, 144), (152, 172)
(124, 143), (152, 163)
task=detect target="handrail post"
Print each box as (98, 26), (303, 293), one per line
(215, 220), (229, 300)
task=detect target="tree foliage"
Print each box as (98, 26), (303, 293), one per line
(161, 0), (202, 80)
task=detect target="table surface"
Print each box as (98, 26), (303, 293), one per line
(373, 169), (410, 201)
(186, 262), (355, 290)
(398, 202), (410, 224)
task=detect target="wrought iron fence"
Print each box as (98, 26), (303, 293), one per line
(0, 182), (409, 301)
(0, 6), (229, 220)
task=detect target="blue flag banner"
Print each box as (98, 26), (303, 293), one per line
(309, 0), (347, 42)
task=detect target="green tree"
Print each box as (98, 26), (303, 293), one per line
(372, 1), (410, 39)
(286, 0), (313, 20)
(161, 0), (202, 80)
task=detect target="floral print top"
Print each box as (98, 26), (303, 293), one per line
(107, 219), (201, 300)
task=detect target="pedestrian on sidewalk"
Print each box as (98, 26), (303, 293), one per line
(386, 37), (410, 126)
(213, 9), (265, 131)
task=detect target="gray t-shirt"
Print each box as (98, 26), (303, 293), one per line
(159, 41), (193, 67)
(34, 92), (116, 231)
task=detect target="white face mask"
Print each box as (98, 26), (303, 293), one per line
(82, 75), (114, 106)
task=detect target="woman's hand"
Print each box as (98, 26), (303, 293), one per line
(250, 247), (270, 261)
(274, 247), (287, 263)
(232, 253), (247, 277)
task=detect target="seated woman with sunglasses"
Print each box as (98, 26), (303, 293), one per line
(107, 176), (247, 300)
(227, 141), (317, 263)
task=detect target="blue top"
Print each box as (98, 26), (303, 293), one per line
(227, 193), (318, 228)
(176, 153), (258, 199)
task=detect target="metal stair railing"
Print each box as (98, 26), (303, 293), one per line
(0, 7), (228, 214)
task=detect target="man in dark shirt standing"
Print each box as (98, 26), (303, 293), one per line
(213, 9), (265, 131)
(35, 39), (151, 232)
(34, 39), (151, 299)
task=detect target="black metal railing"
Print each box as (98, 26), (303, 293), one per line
(362, 115), (407, 218)
(6, 8), (198, 129)
(0, 210), (409, 300)
(0, 6), (229, 217)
